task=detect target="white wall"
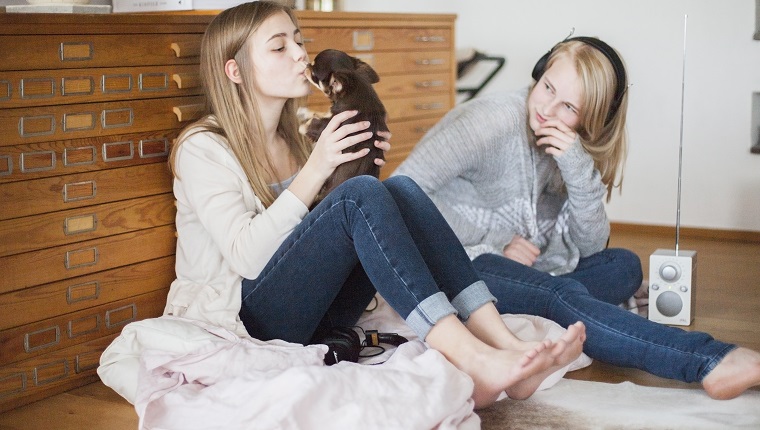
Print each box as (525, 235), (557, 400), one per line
(345, 0), (760, 232)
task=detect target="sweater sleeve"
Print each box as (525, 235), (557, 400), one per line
(551, 141), (610, 257)
(174, 134), (308, 279)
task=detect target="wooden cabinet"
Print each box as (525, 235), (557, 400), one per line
(0, 10), (455, 412)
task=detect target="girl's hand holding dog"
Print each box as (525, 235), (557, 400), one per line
(534, 118), (579, 158)
(291, 110), (372, 207)
(375, 130), (392, 167)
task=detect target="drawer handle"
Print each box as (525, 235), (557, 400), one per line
(33, 359), (69, 386)
(63, 145), (96, 167)
(414, 126), (431, 134)
(63, 112), (97, 132)
(414, 36), (445, 43)
(60, 42), (93, 62)
(415, 103), (444, 111)
(102, 140), (135, 162)
(20, 150), (56, 173)
(106, 303), (137, 329)
(140, 138), (170, 158)
(352, 30), (374, 51)
(61, 76), (95, 96)
(68, 314), (101, 338)
(20, 77), (55, 99)
(0, 373), (27, 398)
(18, 114), (56, 138)
(172, 73), (201, 89)
(102, 73), (133, 94)
(302, 37), (315, 44)
(415, 80), (444, 88)
(63, 180), (97, 202)
(65, 246), (99, 269)
(101, 107), (134, 129)
(173, 104), (205, 122)
(0, 80), (10, 101)
(170, 42), (200, 58)
(75, 351), (102, 373)
(67, 280), (100, 304)
(0, 155), (12, 176)
(139, 72), (169, 92)
(64, 213), (98, 235)
(24, 326), (61, 353)
(415, 58), (445, 66)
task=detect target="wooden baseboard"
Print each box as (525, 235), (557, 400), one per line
(610, 222), (760, 244)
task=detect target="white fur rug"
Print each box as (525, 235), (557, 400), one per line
(478, 378), (760, 429)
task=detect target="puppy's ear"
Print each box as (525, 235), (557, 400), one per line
(351, 57), (380, 84)
(328, 74), (344, 95)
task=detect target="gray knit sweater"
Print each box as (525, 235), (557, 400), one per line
(393, 88), (609, 275)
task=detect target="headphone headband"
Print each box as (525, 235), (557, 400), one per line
(531, 36), (627, 125)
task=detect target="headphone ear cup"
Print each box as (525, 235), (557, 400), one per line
(319, 327), (361, 365)
(532, 51), (551, 82)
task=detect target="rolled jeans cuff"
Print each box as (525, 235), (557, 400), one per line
(405, 292), (457, 341)
(451, 280), (497, 322)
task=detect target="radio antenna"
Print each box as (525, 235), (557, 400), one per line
(675, 14), (688, 255)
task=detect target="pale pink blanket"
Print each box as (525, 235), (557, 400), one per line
(99, 297), (590, 430)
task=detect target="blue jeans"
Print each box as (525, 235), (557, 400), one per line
(559, 248), (643, 306)
(240, 175), (495, 345)
(472, 253), (736, 383)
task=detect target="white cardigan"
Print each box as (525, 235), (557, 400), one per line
(164, 130), (309, 337)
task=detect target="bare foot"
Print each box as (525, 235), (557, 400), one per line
(504, 321), (587, 400)
(461, 339), (558, 409)
(702, 347), (760, 400)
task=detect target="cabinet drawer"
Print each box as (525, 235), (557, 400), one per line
(351, 51), (452, 75)
(0, 225), (176, 295)
(0, 129), (176, 183)
(0, 194), (176, 258)
(306, 72), (451, 106)
(0, 335), (114, 413)
(0, 95), (203, 147)
(387, 116), (440, 149)
(0, 257), (174, 330)
(0, 289), (166, 364)
(0, 162), (172, 221)
(0, 34), (202, 72)
(308, 94), (451, 122)
(302, 27), (451, 53)
(0, 64), (202, 109)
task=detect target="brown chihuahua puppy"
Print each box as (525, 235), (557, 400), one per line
(302, 49), (388, 206)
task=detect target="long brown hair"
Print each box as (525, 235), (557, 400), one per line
(169, 1), (311, 208)
(539, 40), (629, 201)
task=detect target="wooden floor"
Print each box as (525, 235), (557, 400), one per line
(1, 225), (758, 429)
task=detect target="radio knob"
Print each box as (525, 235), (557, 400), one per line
(660, 263), (681, 282)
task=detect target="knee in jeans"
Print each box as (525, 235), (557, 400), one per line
(610, 248), (644, 284)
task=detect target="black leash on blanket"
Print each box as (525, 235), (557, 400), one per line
(317, 326), (408, 365)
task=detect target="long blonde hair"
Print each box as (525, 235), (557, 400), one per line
(539, 40), (629, 201)
(169, 1), (311, 208)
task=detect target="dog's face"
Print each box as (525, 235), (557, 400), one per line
(305, 49), (380, 100)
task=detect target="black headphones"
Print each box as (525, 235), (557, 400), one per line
(531, 35), (627, 126)
(318, 327), (409, 365)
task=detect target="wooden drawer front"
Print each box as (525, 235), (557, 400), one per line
(387, 116), (440, 149)
(302, 27), (451, 53)
(0, 95), (203, 147)
(380, 116), (442, 179)
(0, 34), (202, 72)
(0, 257), (174, 330)
(306, 72), (450, 106)
(0, 65), (202, 109)
(0, 129), (176, 183)
(0, 289), (166, 364)
(0, 335), (114, 412)
(0, 225), (176, 295)
(349, 51), (451, 75)
(0, 163), (172, 221)
(0, 194), (176, 258)
(308, 94), (451, 122)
